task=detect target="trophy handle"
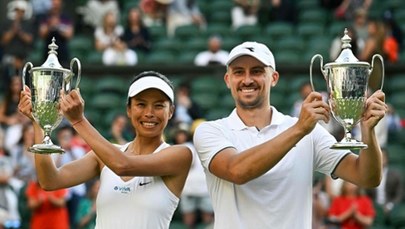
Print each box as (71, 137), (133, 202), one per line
(370, 54), (384, 91)
(22, 62), (33, 87)
(310, 54), (326, 91)
(69, 57), (81, 90)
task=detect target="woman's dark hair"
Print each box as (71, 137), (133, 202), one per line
(127, 71), (174, 106)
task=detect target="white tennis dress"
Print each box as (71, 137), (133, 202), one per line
(95, 142), (179, 229)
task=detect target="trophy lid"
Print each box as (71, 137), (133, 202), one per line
(37, 37), (65, 70)
(325, 28), (369, 67)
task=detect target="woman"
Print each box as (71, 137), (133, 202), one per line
(121, 7), (152, 55)
(26, 180), (69, 229)
(328, 181), (375, 229)
(0, 75), (30, 152)
(18, 71), (193, 228)
(94, 10), (137, 65)
(76, 178), (100, 229)
(9, 122), (36, 183)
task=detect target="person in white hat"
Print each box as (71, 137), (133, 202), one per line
(192, 41), (387, 229)
(1, 0), (34, 62)
(18, 71), (192, 229)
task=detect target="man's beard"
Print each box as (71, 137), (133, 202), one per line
(236, 96), (265, 110)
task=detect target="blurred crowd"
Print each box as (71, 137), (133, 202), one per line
(0, 0), (405, 229)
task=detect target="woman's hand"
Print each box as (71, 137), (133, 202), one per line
(18, 85), (34, 121)
(60, 89), (85, 125)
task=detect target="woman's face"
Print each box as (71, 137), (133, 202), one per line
(128, 8), (141, 24)
(367, 21), (378, 35)
(127, 88), (173, 138)
(11, 76), (22, 95)
(104, 12), (117, 27)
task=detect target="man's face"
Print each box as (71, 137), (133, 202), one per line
(225, 56), (278, 110)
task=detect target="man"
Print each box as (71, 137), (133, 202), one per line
(38, 0), (73, 65)
(193, 41), (387, 229)
(367, 148), (403, 219)
(194, 35), (229, 66)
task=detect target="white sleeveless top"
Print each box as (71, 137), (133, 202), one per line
(95, 142), (179, 229)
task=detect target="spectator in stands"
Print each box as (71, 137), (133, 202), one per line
(76, 178), (100, 229)
(231, 0), (260, 30)
(352, 8), (368, 50)
(53, 125), (87, 229)
(18, 70), (193, 228)
(174, 128), (214, 229)
(194, 35), (229, 66)
(366, 148), (403, 222)
(71, 130), (92, 154)
(0, 155), (21, 229)
(38, 0), (74, 66)
(192, 41), (387, 228)
(0, 75), (30, 153)
(172, 81), (204, 128)
(26, 180), (69, 229)
(319, 0), (344, 12)
(330, 26), (360, 61)
(1, 0), (34, 66)
(9, 122), (36, 184)
(359, 19), (384, 62)
(312, 175), (330, 229)
(6, 0), (33, 21)
(77, 0), (120, 29)
(334, 0), (372, 21)
(31, 0), (52, 26)
(382, 11), (401, 63)
(258, 0), (297, 25)
(386, 103), (402, 139)
(104, 113), (132, 145)
(140, 0), (172, 27)
(328, 181), (375, 229)
(166, 0), (206, 37)
(121, 7), (152, 55)
(95, 10), (138, 66)
(359, 19), (385, 91)
(382, 10), (403, 52)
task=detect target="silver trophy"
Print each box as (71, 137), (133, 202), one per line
(310, 29), (384, 150)
(22, 38), (81, 154)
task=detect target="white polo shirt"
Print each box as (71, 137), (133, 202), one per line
(193, 107), (350, 229)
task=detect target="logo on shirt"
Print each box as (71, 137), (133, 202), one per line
(139, 181), (151, 186)
(114, 186), (131, 194)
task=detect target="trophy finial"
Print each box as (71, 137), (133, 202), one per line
(40, 37), (63, 69)
(48, 37), (59, 55)
(341, 28), (352, 49)
(334, 28), (359, 63)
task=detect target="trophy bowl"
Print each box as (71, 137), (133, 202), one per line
(310, 29), (384, 150)
(22, 38), (81, 154)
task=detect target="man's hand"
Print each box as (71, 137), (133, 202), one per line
(361, 90), (387, 130)
(297, 91), (331, 134)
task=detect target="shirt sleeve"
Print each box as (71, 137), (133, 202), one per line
(193, 121), (234, 170)
(312, 124), (352, 177)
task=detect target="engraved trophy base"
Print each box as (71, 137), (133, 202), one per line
(331, 139), (368, 150)
(29, 144), (65, 154)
